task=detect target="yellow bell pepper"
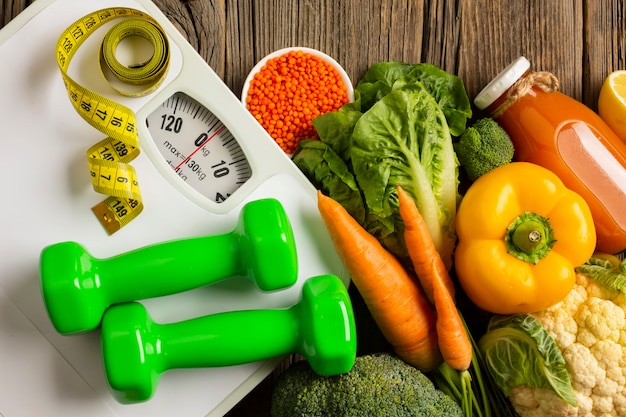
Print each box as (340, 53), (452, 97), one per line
(454, 162), (596, 314)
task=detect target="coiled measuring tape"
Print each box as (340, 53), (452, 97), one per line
(56, 8), (170, 234)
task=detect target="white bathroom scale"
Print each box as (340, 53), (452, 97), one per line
(0, 0), (346, 415)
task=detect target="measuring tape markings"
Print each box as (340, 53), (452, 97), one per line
(56, 8), (170, 234)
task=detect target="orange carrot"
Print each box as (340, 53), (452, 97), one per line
(430, 258), (473, 371)
(317, 190), (442, 371)
(397, 185), (472, 372)
(396, 185), (455, 304)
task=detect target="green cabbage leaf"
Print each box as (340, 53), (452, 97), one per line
(479, 314), (576, 407)
(575, 255), (626, 294)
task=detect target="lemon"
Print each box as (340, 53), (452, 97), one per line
(598, 70), (626, 142)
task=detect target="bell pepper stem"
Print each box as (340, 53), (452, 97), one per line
(505, 212), (556, 264)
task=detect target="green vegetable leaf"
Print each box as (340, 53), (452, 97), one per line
(350, 83), (458, 266)
(355, 61), (472, 136)
(395, 64), (472, 136)
(479, 314), (576, 407)
(311, 106), (362, 163)
(575, 255), (626, 294)
(356, 61), (415, 111)
(293, 139), (366, 224)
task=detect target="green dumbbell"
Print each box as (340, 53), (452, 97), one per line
(40, 198), (298, 335)
(101, 274), (356, 403)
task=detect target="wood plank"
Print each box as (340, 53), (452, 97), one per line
(584, 0), (626, 109)
(7, 0), (620, 109)
(456, 0), (584, 103)
(152, 0), (227, 74)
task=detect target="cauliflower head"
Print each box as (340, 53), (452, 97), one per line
(509, 272), (626, 417)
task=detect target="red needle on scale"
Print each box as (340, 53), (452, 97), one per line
(174, 125), (226, 171)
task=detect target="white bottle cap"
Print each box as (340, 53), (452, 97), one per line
(474, 57), (531, 110)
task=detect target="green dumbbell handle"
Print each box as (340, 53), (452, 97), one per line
(147, 310), (298, 367)
(101, 274), (356, 403)
(40, 198), (298, 334)
(61, 234), (242, 299)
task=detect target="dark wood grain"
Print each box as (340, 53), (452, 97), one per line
(2, 0), (626, 415)
(584, 0), (626, 106)
(3, 0), (621, 105)
(147, 0), (626, 107)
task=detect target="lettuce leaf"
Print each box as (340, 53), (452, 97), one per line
(293, 139), (365, 224)
(311, 102), (362, 163)
(356, 61), (472, 136)
(356, 61), (415, 111)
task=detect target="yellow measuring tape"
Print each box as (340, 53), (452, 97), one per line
(56, 8), (170, 234)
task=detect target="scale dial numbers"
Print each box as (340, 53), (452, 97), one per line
(146, 92), (252, 204)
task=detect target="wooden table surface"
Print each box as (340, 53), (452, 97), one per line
(2, 0), (625, 415)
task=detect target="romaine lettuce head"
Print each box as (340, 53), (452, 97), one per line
(294, 61), (467, 269)
(350, 83), (458, 267)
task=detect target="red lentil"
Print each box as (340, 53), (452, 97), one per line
(245, 49), (350, 154)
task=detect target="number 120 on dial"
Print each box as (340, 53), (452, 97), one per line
(146, 91), (253, 204)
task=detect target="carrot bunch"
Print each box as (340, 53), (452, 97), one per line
(317, 188), (473, 375)
(317, 190), (442, 371)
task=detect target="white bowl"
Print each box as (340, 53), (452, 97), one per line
(240, 47), (354, 155)
(241, 46), (354, 104)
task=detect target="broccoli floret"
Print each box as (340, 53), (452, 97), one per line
(454, 117), (515, 181)
(270, 353), (463, 417)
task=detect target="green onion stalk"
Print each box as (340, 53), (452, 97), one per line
(428, 313), (518, 417)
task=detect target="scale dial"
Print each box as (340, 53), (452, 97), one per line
(146, 91), (253, 204)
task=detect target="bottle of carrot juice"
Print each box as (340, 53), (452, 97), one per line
(474, 56), (626, 254)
